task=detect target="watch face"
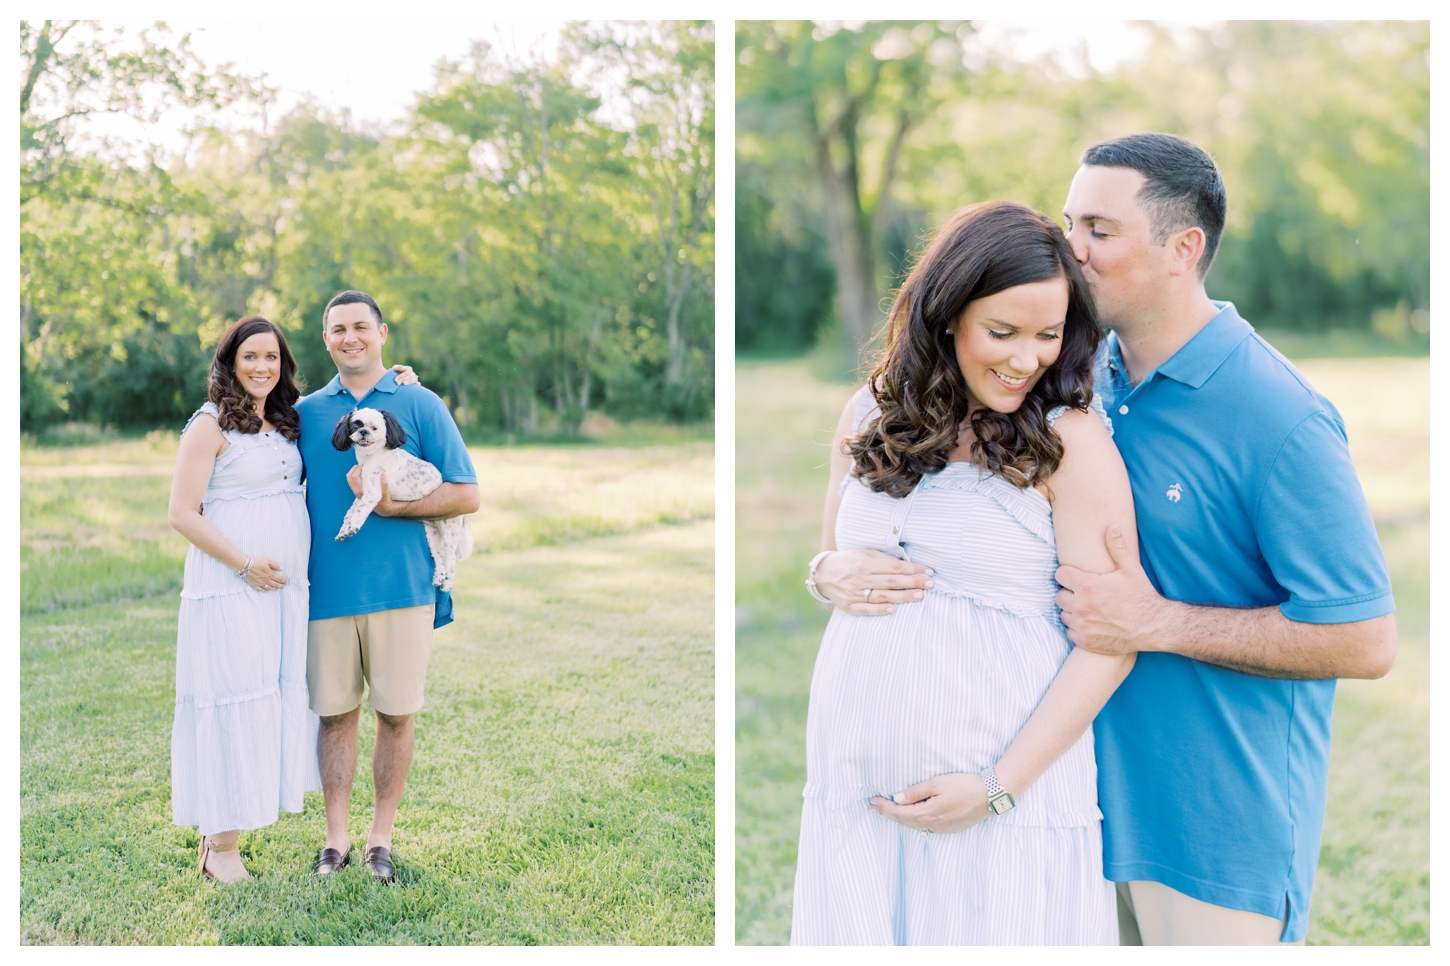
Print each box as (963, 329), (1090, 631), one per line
(989, 793), (1015, 815)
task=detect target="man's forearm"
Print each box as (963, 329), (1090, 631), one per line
(383, 482), (480, 520)
(1148, 602), (1395, 680)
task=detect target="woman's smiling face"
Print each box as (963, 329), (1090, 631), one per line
(953, 276), (1070, 414)
(234, 330), (282, 405)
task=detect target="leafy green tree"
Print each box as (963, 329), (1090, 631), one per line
(396, 45), (627, 433)
(737, 21), (967, 352)
(21, 20), (245, 204)
(20, 21), (715, 434)
(20, 20), (253, 427)
(736, 19), (1429, 354)
(578, 22), (715, 404)
(735, 180), (835, 354)
(1159, 22), (1430, 329)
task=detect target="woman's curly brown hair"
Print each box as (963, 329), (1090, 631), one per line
(849, 201), (1101, 498)
(209, 316), (303, 442)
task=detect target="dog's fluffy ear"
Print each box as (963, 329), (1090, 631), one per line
(332, 411), (356, 451)
(381, 410), (407, 450)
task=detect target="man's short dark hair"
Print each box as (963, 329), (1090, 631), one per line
(1081, 132), (1227, 278)
(323, 289), (384, 327)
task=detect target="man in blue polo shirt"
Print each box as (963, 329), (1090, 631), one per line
(296, 289), (479, 882)
(1055, 133), (1396, 944)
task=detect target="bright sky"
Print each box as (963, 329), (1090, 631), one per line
(968, 20), (1160, 75)
(62, 19), (1199, 159)
(174, 20), (565, 128)
(80, 21), (566, 159)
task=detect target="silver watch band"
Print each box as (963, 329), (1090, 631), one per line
(981, 765), (1016, 815)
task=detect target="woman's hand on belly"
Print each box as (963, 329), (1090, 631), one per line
(814, 548), (935, 616)
(243, 556), (288, 593)
(869, 773), (990, 834)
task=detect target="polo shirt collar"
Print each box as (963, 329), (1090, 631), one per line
(319, 370), (400, 397)
(1155, 301), (1254, 390)
(1103, 332), (1128, 384)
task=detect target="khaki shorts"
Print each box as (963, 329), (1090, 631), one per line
(307, 604), (435, 717)
(1116, 880), (1303, 946)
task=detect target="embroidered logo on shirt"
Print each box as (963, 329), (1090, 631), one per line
(1166, 483), (1183, 503)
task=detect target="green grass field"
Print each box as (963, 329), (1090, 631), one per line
(735, 353), (1429, 946)
(20, 435), (714, 945)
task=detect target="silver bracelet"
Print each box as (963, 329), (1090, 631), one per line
(234, 555), (253, 578)
(805, 550), (834, 604)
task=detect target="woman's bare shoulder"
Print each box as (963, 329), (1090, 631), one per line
(1051, 405), (1112, 450)
(1038, 406), (1123, 498)
(179, 410), (227, 457)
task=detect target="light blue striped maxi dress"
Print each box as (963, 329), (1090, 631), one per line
(791, 389), (1118, 945)
(171, 402), (321, 836)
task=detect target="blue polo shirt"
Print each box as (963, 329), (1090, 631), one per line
(296, 371), (477, 628)
(1092, 302), (1393, 942)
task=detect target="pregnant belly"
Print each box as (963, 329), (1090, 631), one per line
(200, 491), (312, 574)
(805, 595), (1069, 796)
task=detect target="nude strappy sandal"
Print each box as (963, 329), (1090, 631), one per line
(198, 835), (247, 882)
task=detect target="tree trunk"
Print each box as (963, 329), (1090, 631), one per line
(504, 390), (539, 435)
(814, 137), (882, 355)
(523, 393), (538, 435)
(803, 48), (920, 360)
(580, 308), (604, 412)
(451, 377), (470, 427)
(664, 263), (694, 385)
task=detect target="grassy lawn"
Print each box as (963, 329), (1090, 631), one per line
(734, 353), (1429, 946)
(20, 435), (714, 945)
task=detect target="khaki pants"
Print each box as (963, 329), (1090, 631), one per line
(1116, 880), (1305, 946)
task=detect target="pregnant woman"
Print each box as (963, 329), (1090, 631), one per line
(792, 202), (1138, 944)
(167, 315), (415, 882)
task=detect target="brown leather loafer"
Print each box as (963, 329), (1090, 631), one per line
(311, 846), (351, 876)
(364, 846), (396, 883)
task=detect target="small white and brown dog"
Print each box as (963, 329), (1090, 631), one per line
(331, 407), (474, 591)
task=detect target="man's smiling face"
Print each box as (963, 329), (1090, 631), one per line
(1061, 164), (1173, 332)
(324, 301), (388, 377)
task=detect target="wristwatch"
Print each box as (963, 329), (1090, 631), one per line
(805, 551), (834, 604)
(981, 766), (1016, 816)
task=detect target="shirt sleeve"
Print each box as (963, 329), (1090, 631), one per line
(1255, 410), (1394, 624)
(412, 391), (477, 484)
